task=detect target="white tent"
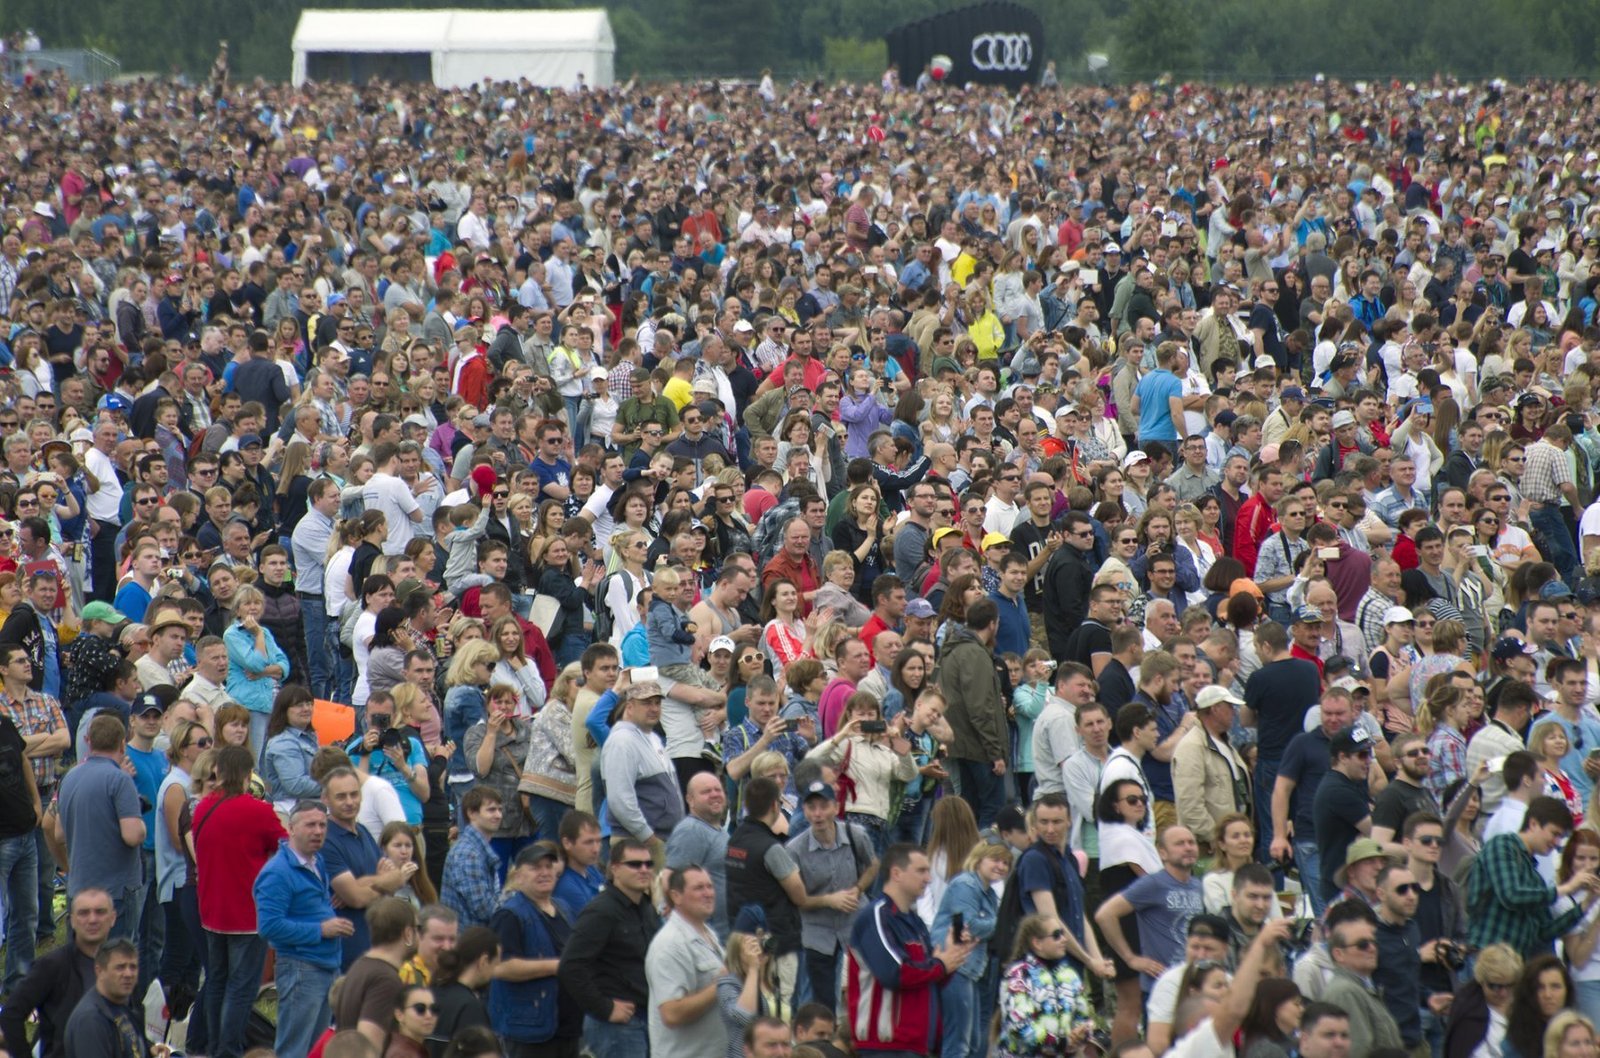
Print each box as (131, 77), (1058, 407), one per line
(290, 9), (615, 89)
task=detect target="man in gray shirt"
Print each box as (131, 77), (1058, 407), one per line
(665, 773), (730, 940)
(784, 780), (877, 1015)
(894, 482), (939, 582)
(644, 864), (727, 1058)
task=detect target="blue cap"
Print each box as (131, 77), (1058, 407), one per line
(1281, 386), (1306, 403)
(1540, 580), (1575, 600)
(104, 393), (133, 413)
(326, 292), (346, 307)
(732, 905), (770, 934)
(1293, 605), (1325, 624)
(239, 433), (263, 448)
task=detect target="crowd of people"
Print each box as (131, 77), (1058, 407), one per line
(10, 54), (1600, 1058)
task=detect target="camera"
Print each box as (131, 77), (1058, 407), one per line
(372, 713), (392, 731)
(860, 720), (887, 734)
(380, 727), (408, 751)
(1436, 939), (1470, 971)
(759, 932), (779, 954)
(784, 718), (801, 733)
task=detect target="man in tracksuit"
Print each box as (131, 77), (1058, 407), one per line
(845, 844), (977, 1057)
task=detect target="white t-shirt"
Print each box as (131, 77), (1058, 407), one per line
(584, 484), (620, 553)
(1149, 962), (1186, 1027)
(656, 675), (712, 761)
(1579, 501), (1600, 563)
(1170, 1019), (1235, 1058)
(326, 546), (355, 618)
(1182, 370), (1211, 436)
(984, 496), (1022, 537)
(351, 609), (378, 709)
(357, 772), (407, 843)
(85, 446), (124, 521)
(362, 471), (422, 555)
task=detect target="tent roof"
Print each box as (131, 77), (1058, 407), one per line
(291, 8), (614, 54)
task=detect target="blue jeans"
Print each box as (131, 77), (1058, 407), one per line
(893, 795), (934, 847)
(1531, 504), (1580, 587)
(249, 712), (271, 766)
(205, 930), (269, 1058)
(274, 955), (336, 1058)
(162, 884), (208, 1056)
(109, 884), (143, 945)
(1295, 839), (1327, 920)
(1421, 1004), (1447, 1058)
(583, 1012), (647, 1058)
(526, 793), (570, 842)
(0, 831), (37, 992)
(940, 972), (983, 1058)
(1577, 980), (1600, 1031)
(34, 824), (55, 938)
(1254, 758), (1282, 863)
(955, 758), (1005, 831)
(136, 848), (164, 1004)
(554, 629), (592, 668)
(302, 600), (334, 699)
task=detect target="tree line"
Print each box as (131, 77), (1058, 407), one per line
(17, 0), (1600, 85)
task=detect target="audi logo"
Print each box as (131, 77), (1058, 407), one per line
(970, 32), (1033, 72)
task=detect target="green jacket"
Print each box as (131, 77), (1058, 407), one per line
(939, 624), (1006, 763)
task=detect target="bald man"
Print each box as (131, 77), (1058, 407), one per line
(665, 771), (730, 940)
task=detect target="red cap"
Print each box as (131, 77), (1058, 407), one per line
(470, 465), (498, 496)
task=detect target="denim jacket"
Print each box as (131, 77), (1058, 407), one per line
(931, 870), (1000, 981)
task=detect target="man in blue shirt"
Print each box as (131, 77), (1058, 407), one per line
(1132, 343), (1185, 453)
(1014, 793), (1113, 975)
(254, 799), (351, 1058)
(321, 767), (408, 969)
(554, 810), (607, 910)
(988, 552), (1031, 658)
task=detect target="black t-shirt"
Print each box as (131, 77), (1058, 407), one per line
(0, 715), (35, 838)
(1065, 620), (1113, 669)
(1009, 520), (1052, 609)
(1098, 658), (1137, 716)
(1507, 249), (1536, 302)
(1312, 770), (1371, 900)
(1414, 881), (1452, 994)
(1370, 778), (1437, 836)
(1246, 658), (1323, 763)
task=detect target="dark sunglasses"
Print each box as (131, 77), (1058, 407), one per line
(618, 859), (654, 870)
(408, 1003), (438, 1015)
(188, 736), (214, 749)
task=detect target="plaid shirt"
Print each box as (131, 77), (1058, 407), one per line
(1424, 724), (1468, 801)
(1467, 831), (1586, 956)
(1521, 439), (1572, 504)
(440, 823), (502, 928)
(608, 361), (635, 402)
(0, 689), (66, 787)
(1355, 588), (1395, 656)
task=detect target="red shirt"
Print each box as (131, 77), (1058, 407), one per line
(859, 613), (893, 664)
(1234, 494), (1278, 577)
(763, 550), (821, 618)
(192, 790), (286, 933)
(457, 590), (558, 687)
(1290, 643), (1326, 680)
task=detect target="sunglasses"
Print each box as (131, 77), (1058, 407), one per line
(1393, 883), (1420, 896)
(408, 1003), (439, 1015)
(1048, 928), (1068, 940)
(188, 736), (214, 749)
(1122, 794), (1148, 805)
(1338, 938), (1377, 952)
(618, 859), (654, 870)
(1414, 834), (1443, 846)
(740, 655), (763, 664)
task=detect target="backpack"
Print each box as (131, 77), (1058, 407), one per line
(992, 843), (1068, 959)
(590, 569), (635, 646)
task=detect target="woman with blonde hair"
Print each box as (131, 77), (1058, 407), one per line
(489, 614), (547, 715)
(1531, 719), (1585, 824)
(442, 639), (500, 795)
(522, 661), (581, 841)
(1543, 1011), (1599, 1058)
(916, 798), (982, 925)
(932, 842), (1012, 1058)
(718, 920), (790, 1045)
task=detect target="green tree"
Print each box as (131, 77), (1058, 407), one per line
(1115, 0), (1200, 79)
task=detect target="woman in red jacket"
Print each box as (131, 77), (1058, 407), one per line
(193, 744), (287, 1058)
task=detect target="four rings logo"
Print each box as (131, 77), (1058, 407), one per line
(970, 32), (1033, 72)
